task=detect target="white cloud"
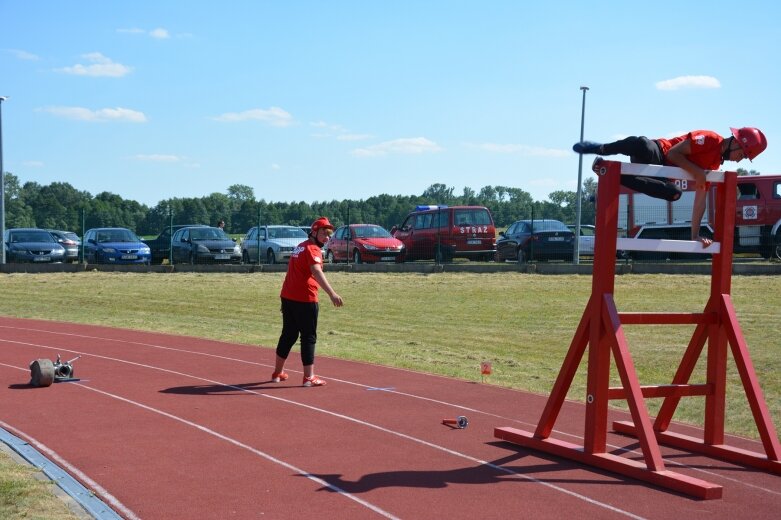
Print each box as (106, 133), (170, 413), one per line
(118, 27), (171, 39)
(57, 52), (132, 77)
(337, 133), (372, 141)
(22, 160), (44, 167)
(39, 106), (147, 122)
(271, 163), (281, 170)
(351, 137), (443, 157)
(655, 75), (721, 91)
(133, 154), (181, 162)
(7, 49), (40, 61)
(213, 107), (294, 127)
(149, 28), (170, 39)
(472, 142), (569, 157)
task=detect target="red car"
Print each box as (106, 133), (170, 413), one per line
(324, 224), (405, 264)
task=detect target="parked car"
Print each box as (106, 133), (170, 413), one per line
(622, 223), (715, 261)
(171, 226), (242, 264)
(496, 219), (575, 263)
(143, 224), (208, 264)
(324, 224), (405, 264)
(83, 227), (151, 265)
(3, 228), (66, 263)
(241, 225), (309, 264)
(567, 224), (596, 255)
(47, 229), (81, 263)
(391, 205), (496, 262)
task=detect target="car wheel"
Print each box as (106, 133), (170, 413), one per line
(353, 249), (362, 264)
(267, 249), (276, 264)
(516, 247), (526, 264)
(773, 231), (781, 261)
(326, 250), (335, 264)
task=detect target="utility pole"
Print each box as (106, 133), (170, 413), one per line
(0, 96), (9, 265)
(573, 86), (588, 264)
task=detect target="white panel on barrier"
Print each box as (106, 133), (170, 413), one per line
(619, 162), (726, 183)
(617, 237), (721, 254)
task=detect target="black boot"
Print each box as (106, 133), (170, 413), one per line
(573, 141), (603, 154)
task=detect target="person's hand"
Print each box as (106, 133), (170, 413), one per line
(329, 293), (344, 307)
(696, 236), (713, 247)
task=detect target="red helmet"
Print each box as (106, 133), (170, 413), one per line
(730, 127), (767, 161)
(310, 217), (334, 234)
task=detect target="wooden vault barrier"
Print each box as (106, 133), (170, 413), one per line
(495, 159), (781, 499)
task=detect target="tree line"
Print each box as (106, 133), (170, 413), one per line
(3, 170), (603, 236)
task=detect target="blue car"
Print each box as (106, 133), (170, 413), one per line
(83, 227), (152, 265)
(3, 228), (66, 263)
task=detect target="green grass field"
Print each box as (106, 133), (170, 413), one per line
(1, 271), (780, 518)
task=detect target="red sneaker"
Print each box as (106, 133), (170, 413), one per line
(271, 371), (289, 383)
(302, 375), (326, 387)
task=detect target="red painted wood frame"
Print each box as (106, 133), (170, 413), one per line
(495, 160), (781, 499)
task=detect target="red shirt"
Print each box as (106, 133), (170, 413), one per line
(280, 240), (324, 303)
(657, 130), (724, 170)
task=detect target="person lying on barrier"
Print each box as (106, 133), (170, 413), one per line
(574, 127), (767, 246)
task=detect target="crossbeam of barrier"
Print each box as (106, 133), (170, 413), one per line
(591, 160), (727, 183)
(496, 159), (781, 500)
(617, 237), (721, 254)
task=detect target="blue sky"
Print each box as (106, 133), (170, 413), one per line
(2, 0), (780, 207)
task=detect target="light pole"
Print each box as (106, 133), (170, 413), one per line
(0, 96), (8, 265)
(573, 86), (588, 264)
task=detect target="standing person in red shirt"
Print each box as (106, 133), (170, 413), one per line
(574, 127), (767, 245)
(271, 217), (343, 387)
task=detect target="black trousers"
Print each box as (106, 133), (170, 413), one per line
(276, 297), (319, 366)
(602, 136), (681, 201)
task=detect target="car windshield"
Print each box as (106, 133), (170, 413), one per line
(97, 230), (139, 243)
(190, 228), (230, 240)
(527, 221), (569, 232)
(11, 231), (55, 243)
(268, 227), (308, 239)
(354, 225), (391, 238)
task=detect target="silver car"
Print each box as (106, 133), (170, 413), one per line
(48, 230), (81, 263)
(242, 225), (308, 264)
(567, 224), (595, 255)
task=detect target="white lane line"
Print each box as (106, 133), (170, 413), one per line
(0, 362), (399, 520)
(1, 341), (646, 519)
(0, 406), (141, 520)
(5, 328), (780, 497)
(2, 324), (768, 443)
(4, 328), (779, 498)
(6, 327), (776, 448)
(5, 325), (780, 497)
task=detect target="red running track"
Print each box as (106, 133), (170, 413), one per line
(1, 316), (780, 519)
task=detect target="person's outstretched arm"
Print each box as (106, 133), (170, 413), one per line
(666, 140), (712, 246)
(311, 264), (344, 306)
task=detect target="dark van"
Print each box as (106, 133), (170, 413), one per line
(391, 205), (496, 262)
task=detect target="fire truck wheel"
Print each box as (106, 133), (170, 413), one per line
(774, 232), (781, 261)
